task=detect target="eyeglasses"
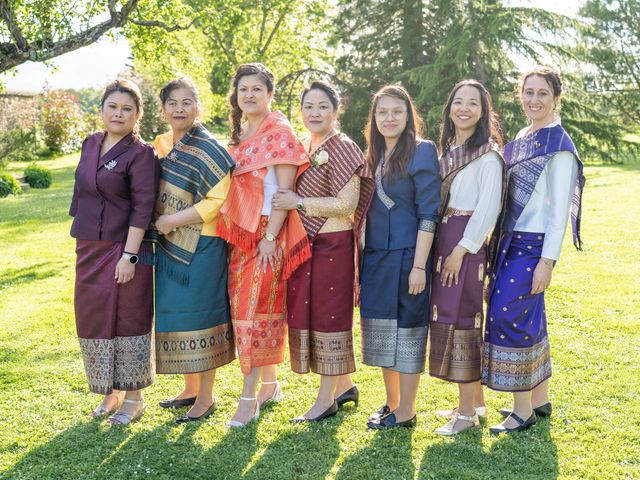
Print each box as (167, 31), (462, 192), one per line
(375, 109), (407, 120)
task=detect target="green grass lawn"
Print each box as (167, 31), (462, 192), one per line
(0, 155), (639, 480)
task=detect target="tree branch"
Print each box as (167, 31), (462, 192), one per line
(129, 16), (201, 33)
(0, 0), (27, 50)
(205, 25), (238, 65)
(0, 0), (142, 73)
(258, 3), (291, 57)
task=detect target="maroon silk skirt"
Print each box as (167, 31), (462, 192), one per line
(74, 239), (153, 394)
(429, 214), (486, 383)
(287, 230), (356, 375)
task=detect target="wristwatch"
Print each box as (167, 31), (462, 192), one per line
(264, 232), (276, 242)
(122, 251), (139, 264)
(295, 197), (306, 212)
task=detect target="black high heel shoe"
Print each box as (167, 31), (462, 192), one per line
(290, 401), (339, 423)
(335, 386), (359, 408)
(499, 402), (552, 418)
(489, 412), (537, 434)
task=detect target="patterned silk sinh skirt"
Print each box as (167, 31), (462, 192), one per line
(228, 216), (287, 375)
(360, 246), (430, 374)
(288, 230), (356, 376)
(482, 232), (551, 392)
(74, 240), (154, 394)
(155, 236), (235, 374)
(429, 214), (486, 383)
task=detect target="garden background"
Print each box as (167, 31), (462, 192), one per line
(1, 1), (639, 479)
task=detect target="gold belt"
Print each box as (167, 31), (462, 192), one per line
(444, 207), (474, 217)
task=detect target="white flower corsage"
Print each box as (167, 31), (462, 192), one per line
(311, 150), (329, 168)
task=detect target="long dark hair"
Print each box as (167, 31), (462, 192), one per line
(364, 84), (423, 179)
(100, 78), (144, 137)
(228, 63), (275, 145)
(439, 79), (503, 153)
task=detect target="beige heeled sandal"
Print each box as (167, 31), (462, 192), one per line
(107, 398), (146, 426)
(434, 412), (480, 436)
(90, 391), (125, 418)
(259, 381), (284, 406)
(226, 397), (260, 428)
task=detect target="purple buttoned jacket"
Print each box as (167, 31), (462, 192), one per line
(69, 132), (159, 242)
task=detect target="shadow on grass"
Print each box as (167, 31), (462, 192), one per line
(335, 426), (416, 480)
(243, 404), (343, 480)
(0, 263), (66, 290)
(1, 411), (260, 480)
(418, 417), (557, 479)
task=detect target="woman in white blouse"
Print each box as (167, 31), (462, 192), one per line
(483, 66), (584, 434)
(428, 79), (505, 436)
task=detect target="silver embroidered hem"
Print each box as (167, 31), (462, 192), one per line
(79, 332), (154, 394)
(361, 318), (428, 374)
(418, 219), (437, 233)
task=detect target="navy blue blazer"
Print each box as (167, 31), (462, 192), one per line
(70, 132), (159, 242)
(364, 140), (441, 250)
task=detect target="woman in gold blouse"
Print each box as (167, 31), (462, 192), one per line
(273, 81), (374, 421)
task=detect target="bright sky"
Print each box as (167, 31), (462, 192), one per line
(0, 1), (582, 93)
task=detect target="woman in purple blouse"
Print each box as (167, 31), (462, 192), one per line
(70, 79), (159, 425)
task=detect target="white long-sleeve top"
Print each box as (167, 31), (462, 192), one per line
(447, 150), (503, 254)
(261, 166), (279, 216)
(513, 118), (579, 261)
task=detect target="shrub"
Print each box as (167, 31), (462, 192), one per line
(40, 90), (86, 153)
(0, 173), (22, 197)
(24, 162), (52, 189)
(0, 127), (39, 169)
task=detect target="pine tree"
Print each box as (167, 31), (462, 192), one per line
(334, 0), (634, 162)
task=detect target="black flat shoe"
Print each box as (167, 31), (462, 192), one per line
(335, 386), (359, 408)
(499, 402), (552, 418)
(368, 405), (391, 422)
(175, 402), (217, 424)
(159, 396), (197, 409)
(290, 401), (339, 423)
(489, 412), (537, 434)
(368, 412), (416, 430)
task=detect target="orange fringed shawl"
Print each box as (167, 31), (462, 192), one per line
(218, 111), (311, 279)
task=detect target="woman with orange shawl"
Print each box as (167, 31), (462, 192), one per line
(218, 63), (310, 427)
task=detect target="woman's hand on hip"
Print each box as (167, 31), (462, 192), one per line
(257, 237), (278, 273)
(441, 245), (467, 287)
(531, 259), (553, 295)
(155, 214), (178, 235)
(272, 188), (299, 210)
(408, 267), (426, 295)
(115, 257), (135, 284)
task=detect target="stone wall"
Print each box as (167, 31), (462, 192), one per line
(0, 91), (40, 132)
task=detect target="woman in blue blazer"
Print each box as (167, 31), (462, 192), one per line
(361, 85), (441, 429)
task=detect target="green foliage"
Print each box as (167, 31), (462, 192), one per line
(0, 155), (639, 479)
(40, 90), (87, 154)
(0, 172), (21, 197)
(127, 0), (332, 121)
(68, 88), (102, 113)
(579, 0), (640, 127)
(24, 162), (52, 189)
(333, 0), (634, 162)
(0, 127), (40, 169)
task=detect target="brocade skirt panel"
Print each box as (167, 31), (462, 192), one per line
(360, 246), (430, 374)
(155, 236), (235, 374)
(228, 216), (287, 375)
(429, 214), (485, 383)
(74, 239), (154, 394)
(288, 230), (356, 376)
(482, 232), (552, 392)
